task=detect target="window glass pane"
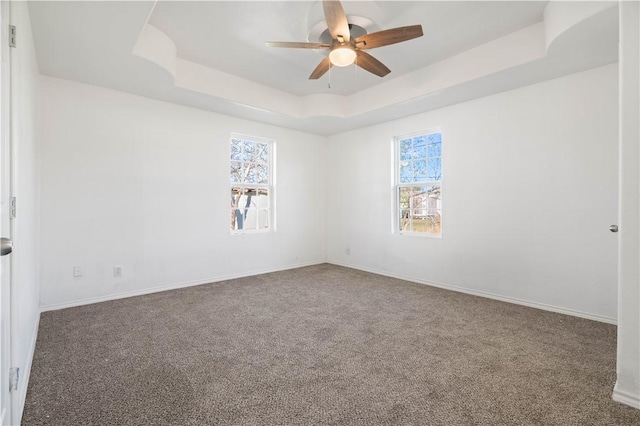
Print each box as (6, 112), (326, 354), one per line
(410, 196), (423, 210)
(427, 210), (441, 234)
(231, 139), (243, 160)
(428, 133), (442, 144)
(231, 187), (247, 231)
(409, 186), (428, 210)
(256, 143), (269, 163)
(399, 161), (412, 183)
(428, 158), (442, 180)
(412, 209), (427, 217)
(255, 164), (269, 184)
(399, 187), (411, 209)
(242, 140), (254, 161)
(399, 210), (411, 232)
(257, 210), (269, 229)
(426, 185), (442, 210)
(427, 184), (441, 199)
(245, 163), (257, 183)
(243, 208), (257, 231)
(414, 159), (427, 181)
(230, 162), (242, 183)
(231, 208), (240, 231)
(428, 140), (441, 157)
(411, 216), (427, 233)
(253, 190), (269, 208)
(400, 139), (412, 160)
(413, 136), (427, 158)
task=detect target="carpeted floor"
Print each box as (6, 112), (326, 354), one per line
(22, 264), (640, 425)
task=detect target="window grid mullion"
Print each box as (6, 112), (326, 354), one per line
(230, 135), (273, 233)
(394, 130), (442, 236)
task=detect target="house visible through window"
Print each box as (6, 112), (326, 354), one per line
(395, 130), (442, 235)
(230, 134), (273, 232)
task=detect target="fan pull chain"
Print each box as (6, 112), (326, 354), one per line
(328, 65), (332, 89)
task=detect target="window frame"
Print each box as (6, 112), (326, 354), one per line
(393, 128), (443, 238)
(229, 133), (275, 234)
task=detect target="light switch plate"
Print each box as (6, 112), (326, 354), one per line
(73, 265), (83, 277)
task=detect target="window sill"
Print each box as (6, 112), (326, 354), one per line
(395, 232), (442, 239)
(231, 229), (272, 235)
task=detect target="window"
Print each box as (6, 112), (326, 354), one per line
(395, 130), (442, 236)
(230, 134), (273, 232)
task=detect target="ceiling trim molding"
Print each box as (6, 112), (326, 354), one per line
(132, 0), (616, 123)
(30, 1), (619, 136)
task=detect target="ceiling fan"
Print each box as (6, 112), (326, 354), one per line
(266, 0), (423, 80)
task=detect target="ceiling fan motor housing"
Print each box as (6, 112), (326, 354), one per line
(266, 0), (423, 79)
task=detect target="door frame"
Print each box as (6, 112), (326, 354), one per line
(0, 0), (13, 424)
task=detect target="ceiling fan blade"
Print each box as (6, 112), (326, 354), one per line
(266, 42), (330, 49)
(356, 50), (391, 77)
(323, 0), (351, 42)
(355, 25), (423, 50)
(309, 56), (333, 80)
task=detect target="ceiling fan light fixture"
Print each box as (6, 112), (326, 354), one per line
(266, 0), (423, 79)
(329, 46), (356, 67)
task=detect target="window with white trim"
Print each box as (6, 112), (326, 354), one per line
(395, 130), (442, 236)
(230, 134), (273, 233)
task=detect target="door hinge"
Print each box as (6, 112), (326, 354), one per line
(9, 25), (16, 48)
(9, 367), (19, 392)
(10, 197), (16, 219)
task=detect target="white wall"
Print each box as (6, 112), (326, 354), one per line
(11, 1), (40, 423)
(327, 64), (619, 322)
(26, 13), (636, 412)
(38, 77), (326, 308)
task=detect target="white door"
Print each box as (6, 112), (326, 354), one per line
(0, 0), (13, 424)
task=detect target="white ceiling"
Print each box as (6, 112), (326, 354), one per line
(148, 1), (547, 96)
(27, 1), (618, 135)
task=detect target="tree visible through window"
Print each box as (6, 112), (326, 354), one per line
(230, 135), (273, 232)
(395, 131), (442, 235)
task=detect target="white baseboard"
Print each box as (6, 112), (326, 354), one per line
(12, 313), (40, 425)
(43, 259), (617, 325)
(40, 261), (325, 312)
(613, 383), (640, 409)
(328, 260), (617, 325)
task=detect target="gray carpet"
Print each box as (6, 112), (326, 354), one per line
(22, 264), (640, 425)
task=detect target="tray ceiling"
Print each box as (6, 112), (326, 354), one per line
(28, 1), (618, 135)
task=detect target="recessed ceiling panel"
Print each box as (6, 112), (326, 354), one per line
(27, 1), (617, 136)
(148, 1), (548, 96)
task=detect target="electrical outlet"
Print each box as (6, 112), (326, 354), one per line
(73, 265), (83, 277)
(9, 367), (19, 392)
(113, 265), (123, 278)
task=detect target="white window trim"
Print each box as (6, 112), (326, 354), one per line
(230, 133), (275, 234)
(393, 127), (443, 238)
